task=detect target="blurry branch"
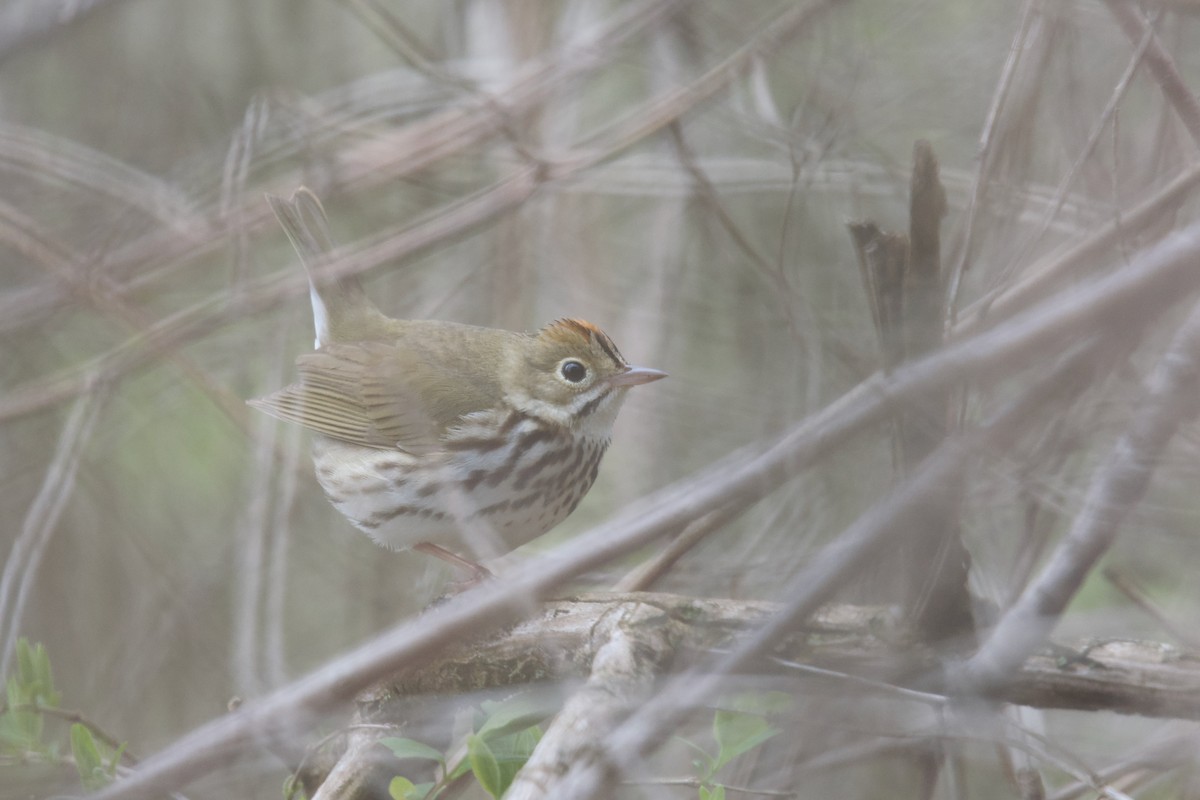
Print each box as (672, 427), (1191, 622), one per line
(1011, 6), (1160, 281)
(0, 383), (109, 673)
(0, 0), (133, 68)
(502, 600), (679, 800)
(850, 141), (969, 645)
(1103, 567), (1200, 650)
(0, 0), (842, 427)
(954, 298), (1200, 692)
(944, 0), (1040, 323)
(92, 221), (1200, 800)
(562, 0), (845, 170)
(338, 0), (449, 79)
(954, 162), (1200, 337)
(0, 170), (538, 425)
(301, 595), (1200, 798)
(1103, 0), (1200, 143)
(0, 199), (259, 443)
(1047, 726), (1200, 800)
(960, 0), (1200, 335)
(0, 124), (197, 229)
(0, 0), (689, 336)
(669, 121), (803, 337)
(613, 503), (743, 591)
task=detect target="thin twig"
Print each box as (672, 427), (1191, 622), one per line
(1000, 8), (1161, 297)
(954, 297), (1200, 693)
(1102, 566), (1200, 650)
(1102, 0), (1200, 146)
(613, 504), (742, 592)
(954, 162), (1200, 337)
(0, 382), (109, 672)
(943, 0), (1040, 328)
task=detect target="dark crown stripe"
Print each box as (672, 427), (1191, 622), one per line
(592, 330), (625, 368)
(550, 318), (625, 367)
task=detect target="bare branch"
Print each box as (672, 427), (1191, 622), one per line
(952, 298), (1200, 693)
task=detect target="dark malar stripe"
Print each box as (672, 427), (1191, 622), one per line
(575, 389), (611, 420)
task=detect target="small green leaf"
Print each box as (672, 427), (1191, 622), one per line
(16, 639), (36, 687)
(71, 723), (109, 790)
(467, 734), (503, 799)
(487, 725), (541, 792)
(16, 640), (56, 707)
(388, 776), (417, 799)
(699, 784), (726, 800)
(108, 741), (128, 771)
(509, 726), (541, 759)
(712, 710), (779, 772)
(477, 692), (558, 740)
(380, 737), (445, 767)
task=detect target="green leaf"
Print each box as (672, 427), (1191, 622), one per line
(467, 734), (503, 799)
(487, 725), (541, 792)
(32, 642), (61, 708)
(477, 692), (558, 740)
(389, 776), (423, 799)
(448, 755), (473, 781)
(380, 737), (445, 767)
(699, 784), (726, 800)
(509, 726), (541, 758)
(15, 639), (57, 708)
(16, 639), (35, 686)
(712, 710), (779, 772)
(71, 723), (110, 790)
(108, 741), (128, 771)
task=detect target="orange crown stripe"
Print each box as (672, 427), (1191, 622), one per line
(541, 318), (626, 367)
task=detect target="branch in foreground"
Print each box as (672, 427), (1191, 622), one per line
(953, 297), (1200, 692)
(306, 594), (1200, 799)
(92, 221), (1200, 800)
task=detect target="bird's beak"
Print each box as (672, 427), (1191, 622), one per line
(609, 365), (668, 388)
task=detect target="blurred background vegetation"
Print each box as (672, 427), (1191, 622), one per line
(4, 0), (1200, 797)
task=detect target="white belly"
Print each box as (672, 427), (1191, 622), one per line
(310, 419), (608, 561)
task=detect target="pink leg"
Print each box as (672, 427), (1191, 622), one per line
(413, 542), (493, 584)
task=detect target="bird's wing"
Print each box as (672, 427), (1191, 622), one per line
(248, 341), (495, 454)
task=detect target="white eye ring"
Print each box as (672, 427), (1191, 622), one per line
(559, 359), (588, 383)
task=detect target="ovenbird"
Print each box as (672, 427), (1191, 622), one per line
(249, 188), (665, 576)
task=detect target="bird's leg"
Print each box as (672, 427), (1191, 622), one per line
(414, 541), (494, 585)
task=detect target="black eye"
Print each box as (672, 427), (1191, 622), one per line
(560, 360), (587, 383)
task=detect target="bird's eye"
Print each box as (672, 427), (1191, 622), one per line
(560, 360), (588, 383)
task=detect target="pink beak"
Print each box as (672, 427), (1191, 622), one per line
(609, 365), (668, 388)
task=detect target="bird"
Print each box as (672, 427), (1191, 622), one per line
(249, 188), (666, 578)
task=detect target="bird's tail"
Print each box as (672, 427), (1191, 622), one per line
(266, 187), (385, 347)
